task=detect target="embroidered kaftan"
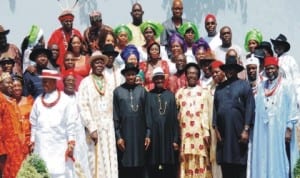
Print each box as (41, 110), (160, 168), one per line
(251, 78), (299, 178)
(78, 75), (118, 178)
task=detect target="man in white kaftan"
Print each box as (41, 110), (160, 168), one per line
(78, 51), (118, 178)
(30, 69), (76, 178)
(63, 70), (92, 178)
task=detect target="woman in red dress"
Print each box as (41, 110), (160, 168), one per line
(66, 34), (91, 77)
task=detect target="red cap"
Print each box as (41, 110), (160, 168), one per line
(210, 60), (224, 69)
(62, 69), (76, 78)
(264, 56), (278, 67)
(205, 14), (216, 22)
(58, 10), (74, 22)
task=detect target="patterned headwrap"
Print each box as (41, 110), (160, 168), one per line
(244, 29), (263, 52)
(178, 22), (199, 41)
(192, 37), (211, 55)
(168, 32), (187, 53)
(140, 21), (164, 39)
(120, 44), (140, 63)
(28, 25), (44, 47)
(114, 24), (133, 42)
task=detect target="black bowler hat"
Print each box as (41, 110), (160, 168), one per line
(270, 34), (290, 52)
(220, 56), (244, 72)
(121, 63), (139, 76)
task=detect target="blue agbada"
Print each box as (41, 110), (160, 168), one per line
(251, 78), (299, 178)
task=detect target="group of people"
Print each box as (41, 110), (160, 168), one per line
(0, 0), (300, 178)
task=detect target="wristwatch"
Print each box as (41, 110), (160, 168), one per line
(243, 127), (250, 132)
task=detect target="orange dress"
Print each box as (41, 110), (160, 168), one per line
(17, 96), (34, 156)
(0, 93), (23, 178)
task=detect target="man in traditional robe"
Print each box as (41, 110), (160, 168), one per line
(48, 10), (82, 67)
(251, 56), (299, 178)
(83, 10), (112, 53)
(30, 69), (76, 178)
(176, 63), (213, 178)
(271, 34), (300, 107)
(146, 67), (179, 178)
(213, 56), (255, 178)
(78, 51), (118, 178)
(62, 70), (92, 178)
(245, 55), (262, 95)
(113, 63), (151, 178)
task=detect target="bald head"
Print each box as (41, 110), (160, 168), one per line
(172, 0), (183, 7)
(172, 0), (183, 18)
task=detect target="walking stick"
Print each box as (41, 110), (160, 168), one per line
(94, 143), (98, 178)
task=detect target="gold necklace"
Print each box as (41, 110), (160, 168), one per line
(157, 94), (167, 115)
(130, 89), (139, 112)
